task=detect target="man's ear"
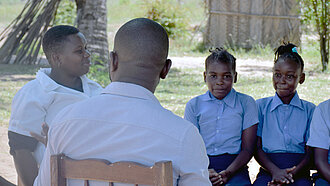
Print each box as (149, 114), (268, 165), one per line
(234, 72), (238, 83)
(109, 51), (118, 72)
(160, 59), (172, 79)
(299, 72), (305, 84)
(109, 51), (118, 81)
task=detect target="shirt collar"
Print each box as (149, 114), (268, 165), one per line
(201, 88), (236, 108)
(36, 68), (60, 91)
(36, 68), (89, 93)
(101, 82), (160, 104)
(270, 92), (304, 111)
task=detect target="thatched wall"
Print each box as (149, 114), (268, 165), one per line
(205, 0), (301, 49)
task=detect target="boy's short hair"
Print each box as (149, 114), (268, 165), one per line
(274, 43), (304, 71)
(42, 25), (80, 59)
(205, 48), (236, 72)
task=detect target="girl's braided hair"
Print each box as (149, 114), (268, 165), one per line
(274, 43), (304, 71)
(205, 47), (236, 72)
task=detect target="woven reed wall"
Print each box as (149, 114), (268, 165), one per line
(205, 0), (301, 49)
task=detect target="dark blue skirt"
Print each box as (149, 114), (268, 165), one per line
(313, 173), (330, 186)
(208, 154), (251, 186)
(253, 153), (312, 186)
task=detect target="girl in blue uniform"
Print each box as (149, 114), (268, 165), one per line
(185, 48), (258, 185)
(253, 43), (315, 186)
(307, 99), (330, 185)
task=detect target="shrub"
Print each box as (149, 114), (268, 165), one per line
(143, 0), (189, 39)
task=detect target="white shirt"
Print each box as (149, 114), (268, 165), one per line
(34, 82), (211, 186)
(8, 68), (103, 163)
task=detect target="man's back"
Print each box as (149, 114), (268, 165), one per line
(34, 82), (211, 186)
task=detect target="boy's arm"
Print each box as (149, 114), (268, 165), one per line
(13, 149), (38, 186)
(255, 137), (294, 184)
(314, 148), (330, 182)
(8, 131), (39, 186)
(219, 124), (257, 184)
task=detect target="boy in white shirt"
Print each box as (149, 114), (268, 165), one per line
(8, 25), (103, 186)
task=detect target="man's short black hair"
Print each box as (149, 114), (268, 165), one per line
(42, 25), (80, 59)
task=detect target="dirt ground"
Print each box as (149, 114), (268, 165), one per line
(0, 57), (273, 184)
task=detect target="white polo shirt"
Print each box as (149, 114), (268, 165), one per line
(34, 82), (211, 186)
(8, 68), (103, 163)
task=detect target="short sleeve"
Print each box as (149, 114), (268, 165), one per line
(242, 96), (259, 130)
(307, 103), (329, 150)
(305, 102), (316, 142)
(8, 84), (47, 137)
(184, 99), (199, 130)
(177, 126), (211, 186)
(256, 99), (264, 137)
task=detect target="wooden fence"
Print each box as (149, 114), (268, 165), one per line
(205, 0), (301, 49)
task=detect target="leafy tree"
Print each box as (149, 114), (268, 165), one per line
(300, 0), (329, 71)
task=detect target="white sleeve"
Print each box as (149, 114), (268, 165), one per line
(9, 86), (48, 136)
(177, 126), (211, 186)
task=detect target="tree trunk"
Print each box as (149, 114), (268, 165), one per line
(75, 0), (109, 65)
(320, 34), (329, 72)
(312, 0), (329, 72)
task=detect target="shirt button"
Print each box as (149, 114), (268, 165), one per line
(214, 148), (218, 151)
(216, 130), (219, 133)
(284, 126), (287, 130)
(217, 117), (220, 120)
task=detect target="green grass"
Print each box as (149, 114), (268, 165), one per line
(0, 1), (24, 27)
(0, 64), (43, 126)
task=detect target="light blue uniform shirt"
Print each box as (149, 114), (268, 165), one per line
(257, 92), (315, 153)
(184, 88), (258, 155)
(307, 99), (330, 164)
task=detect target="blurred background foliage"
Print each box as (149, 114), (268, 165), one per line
(54, 0), (76, 26)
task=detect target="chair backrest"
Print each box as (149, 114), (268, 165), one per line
(51, 154), (173, 186)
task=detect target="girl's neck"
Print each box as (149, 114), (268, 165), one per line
(49, 69), (83, 92)
(278, 93), (295, 105)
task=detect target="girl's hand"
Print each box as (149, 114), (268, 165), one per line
(209, 169), (221, 186)
(270, 166), (295, 185)
(267, 181), (283, 186)
(218, 169), (231, 185)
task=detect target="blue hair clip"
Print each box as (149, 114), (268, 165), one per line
(292, 47), (298, 53)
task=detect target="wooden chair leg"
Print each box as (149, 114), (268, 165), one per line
(17, 175), (22, 186)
